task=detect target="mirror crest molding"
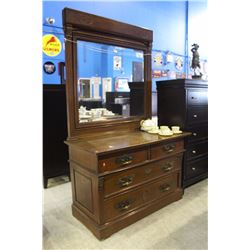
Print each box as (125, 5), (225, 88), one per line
(63, 8), (153, 138)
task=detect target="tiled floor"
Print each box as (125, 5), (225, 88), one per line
(43, 178), (208, 250)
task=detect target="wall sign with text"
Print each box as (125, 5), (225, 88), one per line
(42, 34), (62, 57)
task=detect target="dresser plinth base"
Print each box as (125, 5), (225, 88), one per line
(72, 189), (183, 240)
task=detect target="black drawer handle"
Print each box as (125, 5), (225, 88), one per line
(116, 154), (133, 165)
(117, 174), (135, 187)
(162, 162), (173, 172)
(159, 184), (171, 192)
(116, 199), (134, 211)
(163, 144), (176, 153)
(191, 96), (197, 100)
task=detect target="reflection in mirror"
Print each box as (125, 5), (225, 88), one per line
(77, 40), (144, 123)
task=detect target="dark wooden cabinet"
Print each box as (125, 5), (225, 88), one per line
(43, 84), (69, 188)
(128, 82), (144, 116)
(157, 79), (208, 188)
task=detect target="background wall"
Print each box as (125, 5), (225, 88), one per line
(42, 0), (208, 87)
(188, 1), (208, 59)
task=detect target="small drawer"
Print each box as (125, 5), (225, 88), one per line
(187, 89), (208, 106)
(103, 155), (183, 196)
(151, 140), (184, 160)
(187, 126), (208, 143)
(187, 107), (208, 125)
(186, 141), (208, 160)
(98, 148), (148, 173)
(185, 157), (208, 179)
(103, 173), (178, 221)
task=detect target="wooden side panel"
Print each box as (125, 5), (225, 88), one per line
(70, 162), (101, 224)
(74, 171), (93, 212)
(69, 146), (98, 173)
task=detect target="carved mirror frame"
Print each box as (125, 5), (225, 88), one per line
(63, 8), (153, 138)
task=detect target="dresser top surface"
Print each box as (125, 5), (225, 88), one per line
(66, 131), (191, 154)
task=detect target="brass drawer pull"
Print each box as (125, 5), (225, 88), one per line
(193, 114), (198, 118)
(116, 154), (133, 165)
(162, 163), (173, 172)
(117, 174), (135, 187)
(116, 199), (133, 211)
(193, 132), (197, 136)
(192, 150), (197, 154)
(192, 167), (196, 171)
(160, 184), (171, 192)
(163, 144), (176, 153)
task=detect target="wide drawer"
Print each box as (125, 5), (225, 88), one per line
(98, 148), (148, 173)
(185, 157), (208, 179)
(186, 126), (208, 143)
(150, 140), (184, 160)
(103, 172), (179, 222)
(187, 89), (208, 106)
(103, 154), (183, 197)
(187, 106), (208, 125)
(186, 141), (208, 160)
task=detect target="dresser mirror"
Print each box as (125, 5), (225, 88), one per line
(76, 40), (144, 123)
(63, 8), (152, 138)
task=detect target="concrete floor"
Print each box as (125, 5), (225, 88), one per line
(43, 178), (207, 250)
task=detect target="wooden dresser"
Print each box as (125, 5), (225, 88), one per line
(157, 79), (208, 187)
(62, 8), (191, 240)
(66, 131), (190, 239)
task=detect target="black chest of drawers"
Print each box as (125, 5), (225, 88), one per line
(156, 79), (208, 187)
(43, 84), (70, 188)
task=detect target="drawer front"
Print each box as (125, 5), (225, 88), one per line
(103, 155), (183, 196)
(187, 107), (208, 125)
(186, 141), (208, 160)
(187, 89), (208, 106)
(103, 173), (179, 221)
(187, 126), (208, 143)
(185, 157), (208, 179)
(151, 140), (184, 160)
(99, 148), (148, 173)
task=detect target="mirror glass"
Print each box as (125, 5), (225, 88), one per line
(76, 40), (144, 123)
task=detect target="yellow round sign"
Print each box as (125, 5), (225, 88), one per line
(42, 34), (62, 57)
